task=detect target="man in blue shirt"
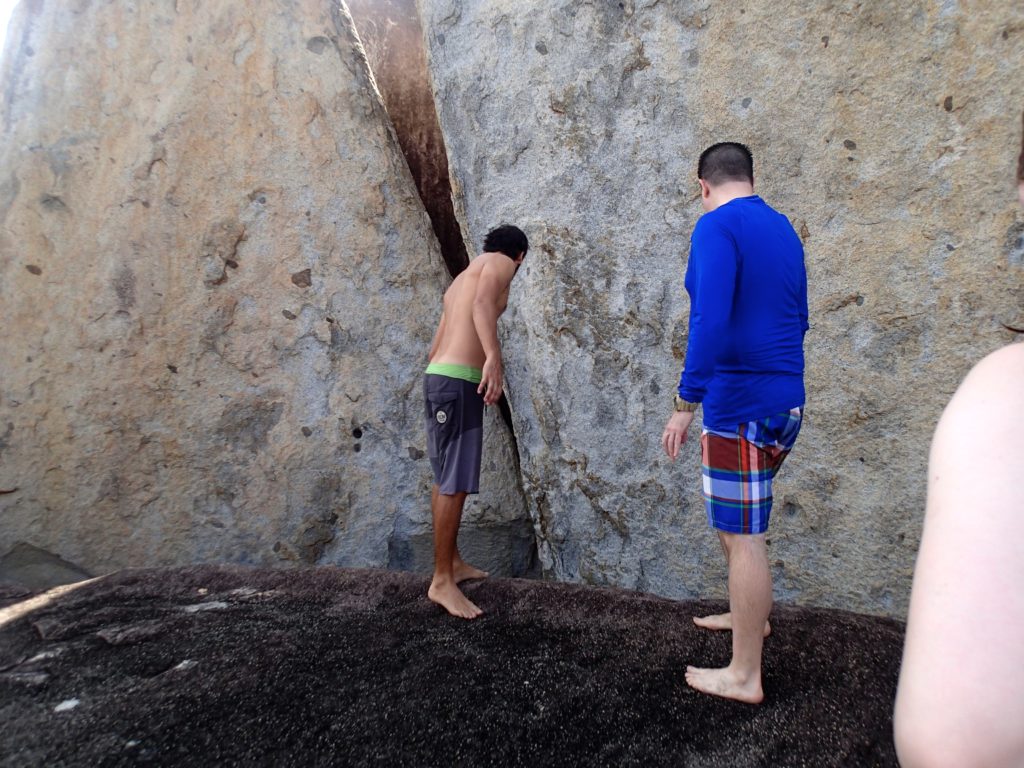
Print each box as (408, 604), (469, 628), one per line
(662, 142), (808, 704)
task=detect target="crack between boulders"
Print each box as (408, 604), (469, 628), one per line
(345, 0), (542, 574)
(339, 3), (467, 286)
(346, 0), (468, 279)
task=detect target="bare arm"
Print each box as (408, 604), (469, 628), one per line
(471, 258), (514, 405)
(894, 342), (1024, 768)
(427, 310), (446, 362)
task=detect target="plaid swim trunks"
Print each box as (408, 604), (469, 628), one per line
(700, 408), (803, 534)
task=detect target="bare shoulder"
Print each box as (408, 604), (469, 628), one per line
(944, 342), (1024, 423)
(442, 268), (468, 296)
(966, 340), (1024, 379)
(475, 251), (516, 277)
(932, 341), (1024, 474)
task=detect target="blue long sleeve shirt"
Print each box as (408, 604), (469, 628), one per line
(677, 195), (808, 430)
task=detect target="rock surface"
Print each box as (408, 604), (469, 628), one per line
(0, 565), (903, 766)
(0, 1), (529, 578)
(347, 0), (469, 276)
(0, 543), (92, 591)
(419, 0), (1024, 615)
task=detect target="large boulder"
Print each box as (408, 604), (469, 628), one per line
(0, 0), (529, 577)
(0, 542), (92, 591)
(418, 0), (1024, 615)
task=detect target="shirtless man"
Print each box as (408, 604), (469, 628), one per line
(423, 224), (528, 619)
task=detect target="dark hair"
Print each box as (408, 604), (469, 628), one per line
(698, 142), (754, 186)
(1018, 109), (1024, 183)
(483, 224), (528, 260)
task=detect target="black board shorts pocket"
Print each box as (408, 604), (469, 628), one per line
(425, 397), (458, 457)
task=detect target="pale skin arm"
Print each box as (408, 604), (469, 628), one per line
(662, 410), (694, 460)
(471, 258), (514, 405)
(894, 342), (1024, 768)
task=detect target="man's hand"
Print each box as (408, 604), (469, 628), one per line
(662, 411), (694, 460)
(478, 356), (503, 405)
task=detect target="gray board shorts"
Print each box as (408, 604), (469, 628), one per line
(424, 374), (484, 495)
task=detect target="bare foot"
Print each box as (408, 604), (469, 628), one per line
(427, 579), (483, 620)
(685, 665), (764, 704)
(453, 558), (489, 583)
(693, 612), (771, 637)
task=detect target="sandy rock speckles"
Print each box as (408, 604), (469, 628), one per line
(419, 0), (1024, 616)
(96, 621), (166, 646)
(0, 671), (51, 687)
(180, 601), (229, 614)
(0, 565), (903, 766)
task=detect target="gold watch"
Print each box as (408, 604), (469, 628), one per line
(673, 394), (699, 413)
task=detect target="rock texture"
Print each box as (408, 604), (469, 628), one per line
(0, 543), (92, 591)
(0, 565), (904, 766)
(347, 0), (469, 276)
(419, 0), (1024, 615)
(0, 1), (529, 578)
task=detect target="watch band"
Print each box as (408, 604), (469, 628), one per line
(673, 394), (699, 412)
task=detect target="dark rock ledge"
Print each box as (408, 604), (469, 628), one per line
(0, 565), (902, 767)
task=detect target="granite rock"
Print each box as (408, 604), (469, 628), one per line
(0, 1), (529, 578)
(347, 0), (469, 276)
(419, 0), (1024, 615)
(0, 542), (92, 591)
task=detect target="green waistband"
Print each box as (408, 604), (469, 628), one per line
(425, 362), (483, 384)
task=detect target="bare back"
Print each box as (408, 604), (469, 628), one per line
(430, 252), (514, 369)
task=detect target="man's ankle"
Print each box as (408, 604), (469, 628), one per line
(430, 573), (455, 587)
(727, 663), (761, 685)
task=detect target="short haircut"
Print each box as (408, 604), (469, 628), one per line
(483, 224), (529, 260)
(698, 142), (754, 186)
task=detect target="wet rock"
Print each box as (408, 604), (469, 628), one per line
(0, 671), (50, 688)
(0, 581), (33, 608)
(97, 620), (168, 646)
(181, 601), (229, 614)
(0, 564), (903, 766)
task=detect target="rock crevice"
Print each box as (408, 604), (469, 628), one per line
(417, 0), (1024, 616)
(347, 0), (469, 278)
(0, 0), (532, 580)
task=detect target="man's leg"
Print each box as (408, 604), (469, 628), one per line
(427, 485), (483, 619)
(686, 532), (771, 704)
(428, 475), (488, 584)
(692, 531), (771, 636)
(453, 552), (489, 583)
